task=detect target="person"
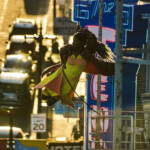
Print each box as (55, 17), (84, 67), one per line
(52, 41), (59, 54)
(35, 26), (115, 110)
(71, 120), (80, 141)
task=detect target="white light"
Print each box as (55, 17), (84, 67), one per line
(41, 102), (47, 107)
(11, 35), (25, 42)
(75, 72), (86, 97)
(0, 126), (20, 131)
(58, 36), (64, 48)
(7, 54), (23, 60)
(51, 54), (60, 63)
(43, 34), (57, 39)
(68, 36), (73, 44)
(56, 137), (66, 141)
(1, 72), (28, 78)
(0, 72), (28, 84)
(9, 106), (14, 110)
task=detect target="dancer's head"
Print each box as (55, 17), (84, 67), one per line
(72, 32), (87, 50)
(75, 25), (115, 61)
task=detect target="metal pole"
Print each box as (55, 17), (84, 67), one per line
(95, 0), (103, 149)
(146, 16), (150, 93)
(37, 24), (43, 114)
(54, 0), (56, 18)
(37, 24), (43, 139)
(83, 74), (88, 150)
(113, 0), (123, 150)
(141, 13), (150, 149)
(8, 111), (14, 150)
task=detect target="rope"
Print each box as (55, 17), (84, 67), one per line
(62, 66), (101, 115)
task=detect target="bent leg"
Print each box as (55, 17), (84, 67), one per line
(42, 88), (60, 106)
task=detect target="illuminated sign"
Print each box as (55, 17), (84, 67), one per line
(85, 26), (114, 149)
(48, 146), (83, 150)
(85, 25), (116, 44)
(73, 0), (149, 47)
(90, 105), (109, 133)
(91, 74), (111, 102)
(47, 142), (83, 150)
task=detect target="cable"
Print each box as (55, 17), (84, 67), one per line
(62, 66), (101, 115)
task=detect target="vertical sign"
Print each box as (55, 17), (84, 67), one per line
(73, 0), (116, 149)
(31, 114), (46, 133)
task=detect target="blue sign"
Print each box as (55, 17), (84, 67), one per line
(73, 0), (150, 47)
(15, 140), (39, 150)
(55, 102), (83, 117)
(124, 0), (138, 3)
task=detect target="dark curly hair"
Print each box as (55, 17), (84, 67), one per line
(59, 25), (115, 64)
(60, 44), (72, 64)
(76, 25), (115, 61)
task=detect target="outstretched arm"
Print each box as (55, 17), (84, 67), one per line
(84, 56), (115, 76)
(41, 63), (61, 77)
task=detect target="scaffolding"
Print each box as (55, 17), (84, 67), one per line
(87, 0), (150, 149)
(88, 110), (150, 150)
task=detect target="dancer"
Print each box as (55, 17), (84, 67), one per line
(35, 27), (115, 110)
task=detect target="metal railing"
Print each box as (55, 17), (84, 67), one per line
(88, 110), (150, 150)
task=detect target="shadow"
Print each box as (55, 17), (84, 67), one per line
(24, 0), (50, 15)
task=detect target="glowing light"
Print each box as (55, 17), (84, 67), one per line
(90, 75), (108, 100)
(0, 72), (29, 84)
(58, 36), (64, 48)
(75, 73), (86, 97)
(9, 106), (14, 110)
(85, 25), (116, 44)
(41, 102), (47, 107)
(0, 126), (21, 131)
(56, 137), (66, 141)
(101, 94), (108, 102)
(7, 54), (23, 60)
(1, 72), (28, 78)
(51, 54), (61, 63)
(68, 36), (73, 44)
(101, 85), (106, 92)
(90, 105), (109, 133)
(101, 75), (108, 83)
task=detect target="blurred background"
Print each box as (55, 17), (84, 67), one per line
(0, 0), (85, 144)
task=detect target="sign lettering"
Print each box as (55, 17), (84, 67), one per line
(31, 114), (46, 132)
(49, 145), (83, 150)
